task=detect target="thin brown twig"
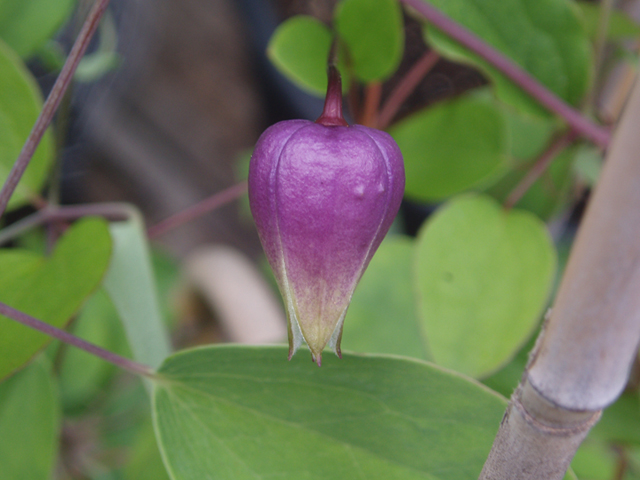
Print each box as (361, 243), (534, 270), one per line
(0, 301), (154, 378)
(399, 0), (611, 149)
(147, 181), (248, 239)
(0, 0), (111, 219)
(504, 131), (578, 210)
(378, 50), (440, 129)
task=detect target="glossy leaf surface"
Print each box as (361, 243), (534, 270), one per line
(153, 345), (507, 480)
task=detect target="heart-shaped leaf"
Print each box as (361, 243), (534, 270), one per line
(268, 16), (348, 96)
(342, 235), (429, 359)
(0, 40), (53, 210)
(0, 356), (60, 480)
(422, 0), (592, 116)
(334, 0), (404, 82)
(0, 217), (112, 379)
(415, 194), (556, 378)
(153, 345), (507, 480)
(390, 92), (509, 202)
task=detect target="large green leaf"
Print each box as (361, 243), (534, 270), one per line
(0, 356), (60, 480)
(390, 92), (509, 202)
(422, 0), (593, 116)
(0, 40), (53, 210)
(415, 194), (556, 378)
(342, 236), (429, 359)
(0, 0), (75, 58)
(153, 345), (507, 480)
(103, 205), (172, 369)
(0, 217), (112, 379)
(267, 16), (344, 96)
(334, 0), (404, 82)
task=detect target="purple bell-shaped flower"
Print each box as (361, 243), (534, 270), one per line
(249, 66), (405, 365)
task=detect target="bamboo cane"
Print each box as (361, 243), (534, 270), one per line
(479, 75), (640, 479)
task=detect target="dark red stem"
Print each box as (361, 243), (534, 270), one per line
(316, 65), (348, 127)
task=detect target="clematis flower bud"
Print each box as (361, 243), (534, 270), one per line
(248, 66), (404, 365)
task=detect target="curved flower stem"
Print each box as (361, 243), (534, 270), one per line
(0, 301), (154, 378)
(504, 131), (578, 210)
(0, 203), (129, 246)
(147, 181), (248, 239)
(399, 0), (611, 149)
(378, 50), (440, 130)
(0, 0), (110, 220)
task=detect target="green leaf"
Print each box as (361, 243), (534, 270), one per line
(334, 0), (404, 82)
(415, 194), (556, 378)
(58, 289), (129, 411)
(590, 392), (640, 445)
(422, 0), (593, 116)
(0, 356), (60, 480)
(103, 205), (171, 369)
(0, 217), (112, 380)
(390, 92), (509, 202)
(268, 16), (345, 96)
(153, 345), (506, 480)
(0, 0), (75, 58)
(577, 1), (640, 40)
(573, 143), (602, 187)
(342, 235), (429, 359)
(124, 417), (172, 480)
(0, 40), (54, 210)
(571, 439), (618, 480)
(504, 108), (556, 161)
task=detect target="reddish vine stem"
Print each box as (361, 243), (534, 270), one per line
(378, 50), (440, 129)
(398, 0), (610, 149)
(0, 0), (111, 220)
(147, 181), (248, 239)
(359, 81), (382, 127)
(504, 130), (578, 210)
(0, 301), (154, 378)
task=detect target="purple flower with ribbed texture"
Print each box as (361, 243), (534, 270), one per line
(248, 67), (404, 365)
